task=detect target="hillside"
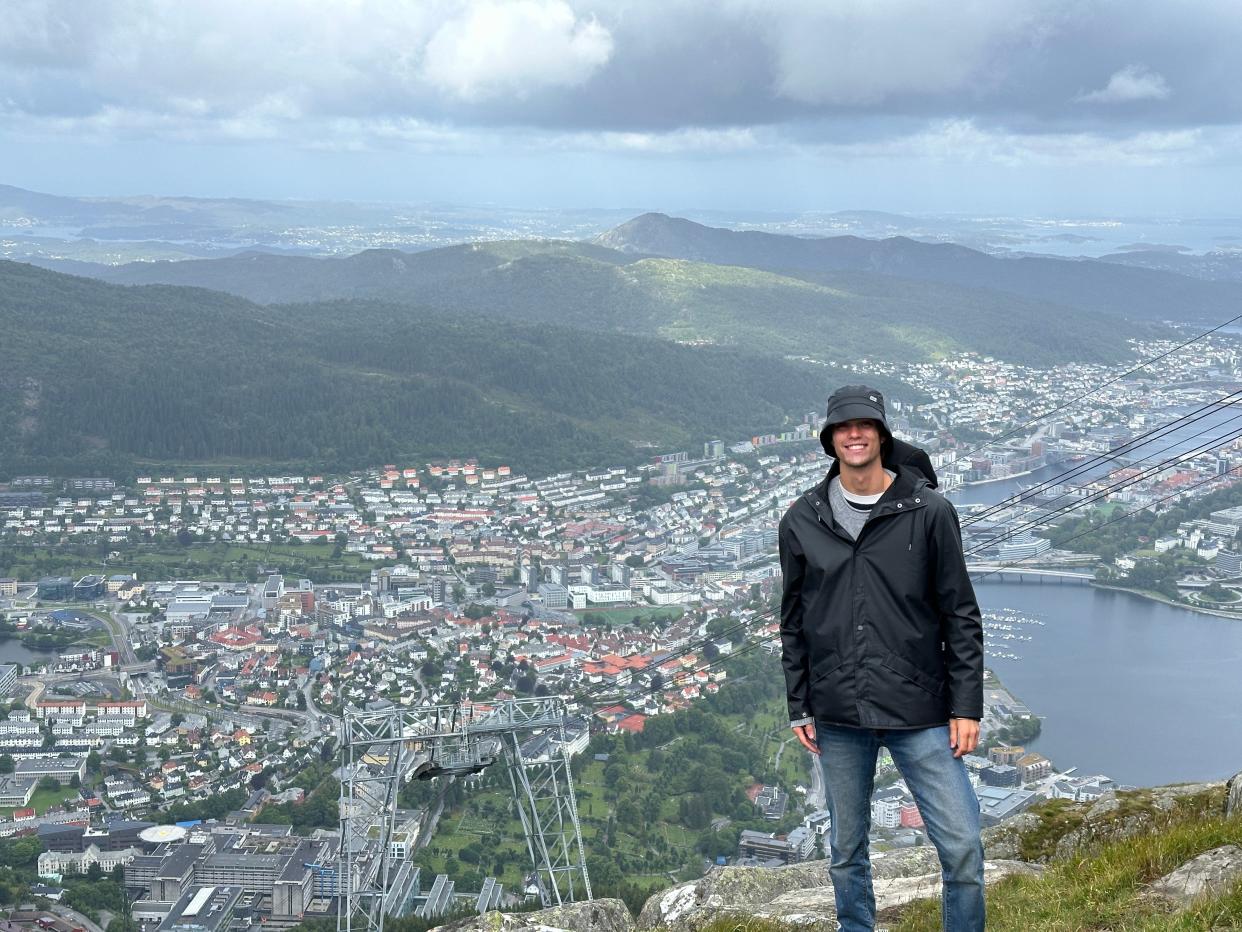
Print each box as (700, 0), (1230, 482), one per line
(421, 775), (1242, 931)
(0, 260), (833, 477)
(596, 213), (1242, 323)
(66, 241), (1137, 366)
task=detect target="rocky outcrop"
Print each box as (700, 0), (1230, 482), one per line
(981, 811), (1043, 860)
(1226, 770), (1242, 819)
(429, 898), (634, 932)
(635, 851), (1040, 931)
(1051, 782), (1224, 862)
(1149, 845), (1242, 905)
(981, 781), (1231, 865)
(432, 776), (1240, 931)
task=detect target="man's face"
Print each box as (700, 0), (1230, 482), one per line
(832, 419), (883, 469)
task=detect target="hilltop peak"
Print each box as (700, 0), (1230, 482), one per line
(593, 212), (722, 257)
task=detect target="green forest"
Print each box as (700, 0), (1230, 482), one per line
(93, 239), (1138, 367)
(0, 260), (833, 479)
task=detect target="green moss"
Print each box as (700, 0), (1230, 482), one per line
(1014, 798), (1087, 863)
(894, 786), (1242, 932)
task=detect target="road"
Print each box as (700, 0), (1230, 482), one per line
(50, 903), (107, 932)
(24, 677), (45, 710)
(772, 734), (793, 774)
(301, 678), (339, 745)
(808, 746), (825, 811)
(87, 608), (137, 666)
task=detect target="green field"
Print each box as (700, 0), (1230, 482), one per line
(573, 605), (686, 626)
(0, 785), (77, 820)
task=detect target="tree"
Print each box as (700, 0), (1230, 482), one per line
(0, 754), (12, 774)
(37, 775), (60, 792)
(0, 835), (44, 869)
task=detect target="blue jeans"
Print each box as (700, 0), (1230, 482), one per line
(816, 722), (985, 931)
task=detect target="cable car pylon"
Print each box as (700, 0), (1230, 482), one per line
(337, 696), (591, 932)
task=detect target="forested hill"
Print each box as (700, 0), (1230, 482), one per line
(62, 241), (1136, 367)
(594, 212), (1242, 323)
(0, 260), (836, 478)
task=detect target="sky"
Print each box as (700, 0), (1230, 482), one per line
(2, 0), (1242, 215)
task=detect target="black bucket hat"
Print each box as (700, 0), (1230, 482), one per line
(820, 384), (893, 457)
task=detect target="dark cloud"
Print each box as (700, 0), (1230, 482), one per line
(1, 0), (1240, 151)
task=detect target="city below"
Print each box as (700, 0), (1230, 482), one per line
(3, 331), (1242, 923)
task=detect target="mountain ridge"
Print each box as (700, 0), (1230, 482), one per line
(44, 238), (1140, 367)
(0, 259), (836, 477)
(594, 212), (1242, 322)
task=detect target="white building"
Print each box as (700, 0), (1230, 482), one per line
(38, 844), (141, 879)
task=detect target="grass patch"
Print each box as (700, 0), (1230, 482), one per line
(0, 785), (77, 819)
(574, 605), (686, 626)
(893, 787), (1242, 931)
(697, 920), (802, 932)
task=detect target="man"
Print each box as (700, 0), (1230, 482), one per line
(779, 385), (985, 931)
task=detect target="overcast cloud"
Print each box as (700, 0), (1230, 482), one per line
(1, 0), (1241, 211)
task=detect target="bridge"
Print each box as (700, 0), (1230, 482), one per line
(966, 564), (1096, 585)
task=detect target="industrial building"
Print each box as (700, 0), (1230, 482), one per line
(123, 823), (358, 924)
(0, 663), (19, 697)
(158, 884), (244, 932)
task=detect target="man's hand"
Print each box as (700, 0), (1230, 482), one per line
(793, 722), (819, 754)
(949, 718), (979, 758)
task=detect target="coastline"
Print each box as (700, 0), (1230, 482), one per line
(1090, 581), (1242, 621)
(955, 455), (1083, 490)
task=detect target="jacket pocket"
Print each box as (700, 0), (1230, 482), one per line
(881, 651), (946, 697)
(810, 657), (844, 683)
(808, 658), (849, 720)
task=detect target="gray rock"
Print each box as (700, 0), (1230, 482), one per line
(636, 857), (837, 932)
(636, 852), (1039, 931)
(1226, 771), (1242, 819)
(981, 813), (1042, 860)
(1054, 782), (1229, 862)
(429, 898), (634, 932)
(1148, 845), (1242, 905)
(1085, 791), (1120, 819)
(1150, 782), (1224, 812)
(746, 860), (1042, 929)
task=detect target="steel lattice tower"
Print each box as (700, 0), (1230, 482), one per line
(337, 697), (591, 932)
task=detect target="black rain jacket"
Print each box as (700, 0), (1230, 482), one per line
(779, 462), (983, 729)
